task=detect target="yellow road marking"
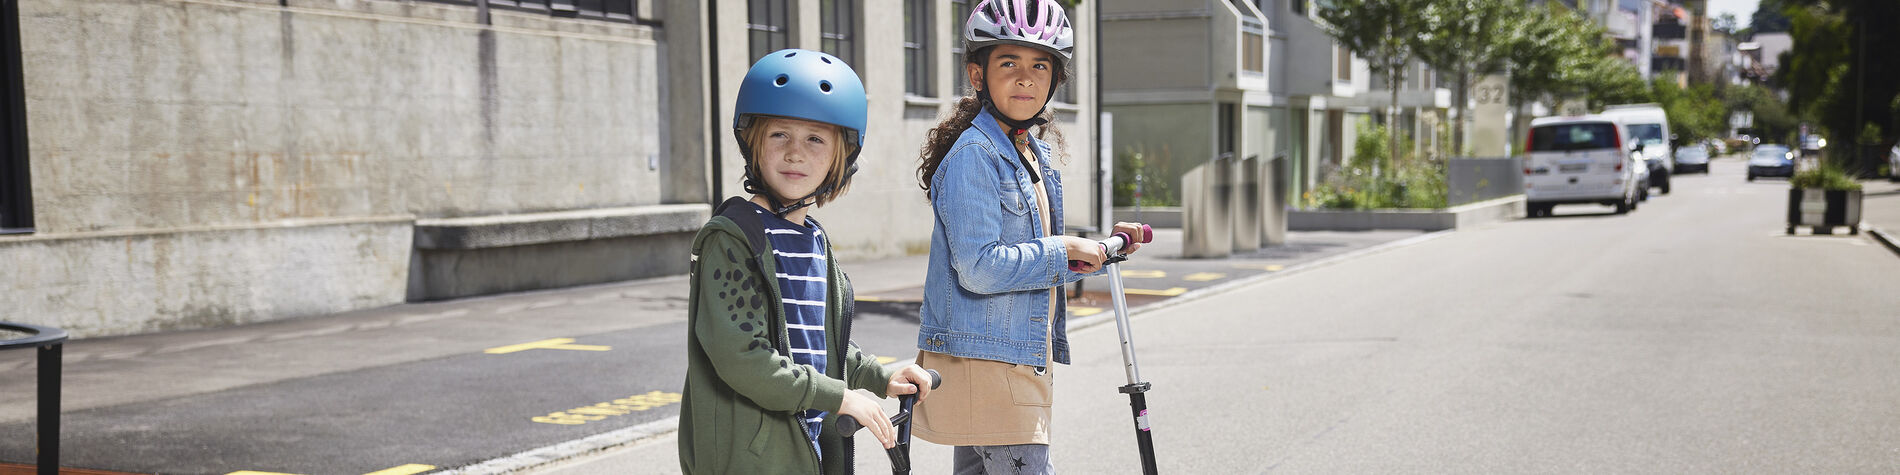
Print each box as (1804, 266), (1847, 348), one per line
(1120, 269), (1166, 278)
(230, 464), (437, 475)
(1069, 306), (1104, 316)
(1232, 264), (1284, 271)
(485, 338), (611, 354)
(1182, 272), (1226, 282)
(1123, 287), (1187, 297)
(534, 391), (683, 425)
(876, 356), (897, 365)
(365, 465), (437, 475)
(857, 296), (884, 302)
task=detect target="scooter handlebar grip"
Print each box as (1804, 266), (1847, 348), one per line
(1137, 224), (1154, 243)
(837, 414), (861, 437)
(926, 369), (942, 390)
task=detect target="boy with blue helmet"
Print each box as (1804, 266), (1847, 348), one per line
(679, 49), (934, 474)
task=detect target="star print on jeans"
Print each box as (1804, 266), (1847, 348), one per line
(1012, 456), (1028, 473)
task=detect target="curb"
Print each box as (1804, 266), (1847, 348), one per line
(1868, 222), (1900, 257)
(458, 229), (1457, 473)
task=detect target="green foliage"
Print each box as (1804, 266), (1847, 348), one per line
(1307, 123), (1445, 210)
(1505, 4), (1632, 109)
(1651, 79), (1727, 145)
(1350, 119), (1392, 173)
(1727, 84), (1798, 141)
(1112, 146), (1179, 207)
(1789, 162), (1863, 191)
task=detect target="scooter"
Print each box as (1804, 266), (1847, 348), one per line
(1072, 225), (1160, 474)
(836, 369), (942, 475)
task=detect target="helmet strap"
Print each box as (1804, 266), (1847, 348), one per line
(976, 88), (1048, 184)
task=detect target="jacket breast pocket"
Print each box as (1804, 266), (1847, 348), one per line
(998, 179), (1029, 216)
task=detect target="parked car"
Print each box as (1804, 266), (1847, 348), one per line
(1602, 104), (1672, 194)
(1747, 144), (1795, 181)
(1674, 145), (1710, 174)
(1523, 115), (1644, 216)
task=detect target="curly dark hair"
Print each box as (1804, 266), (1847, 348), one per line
(916, 47), (1069, 198)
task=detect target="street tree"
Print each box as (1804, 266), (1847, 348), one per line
(1317, 0), (1428, 173)
(1415, 0), (1523, 156)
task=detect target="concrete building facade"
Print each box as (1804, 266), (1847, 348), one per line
(0, 0), (1099, 338)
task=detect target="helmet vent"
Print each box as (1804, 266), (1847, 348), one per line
(774, 74), (789, 86)
(819, 81), (832, 93)
(784, 52), (797, 58)
(821, 56), (833, 64)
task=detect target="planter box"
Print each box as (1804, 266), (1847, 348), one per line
(1289, 195), (1525, 232)
(1787, 189), (1862, 235)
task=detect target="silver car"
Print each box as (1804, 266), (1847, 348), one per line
(1674, 146), (1710, 174)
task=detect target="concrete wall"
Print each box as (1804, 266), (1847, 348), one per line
(2, 0), (664, 336)
(0, 216), (411, 336)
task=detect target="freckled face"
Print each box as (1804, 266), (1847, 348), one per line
(752, 117), (840, 203)
(968, 44), (1054, 122)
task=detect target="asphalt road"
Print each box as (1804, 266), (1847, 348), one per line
(560, 154), (1900, 473)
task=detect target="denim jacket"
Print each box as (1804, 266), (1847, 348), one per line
(916, 109), (1100, 367)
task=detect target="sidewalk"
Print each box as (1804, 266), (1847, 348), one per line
(0, 227), (1442, 474)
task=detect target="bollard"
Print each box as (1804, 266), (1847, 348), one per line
(1, 322), (66, 475)
(1232, 155), (1262, 251)
(1182, 154), (1234, 258)
(1262, 154), (1289, 246)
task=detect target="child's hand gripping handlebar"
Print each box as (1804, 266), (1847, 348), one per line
(1070, 224), (1154, 272)
(837, 369), (942, 475)
(835, 369), (941, 436)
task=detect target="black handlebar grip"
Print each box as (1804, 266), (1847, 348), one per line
(837, 414), (861, 436)
(836, 369), (943, 437)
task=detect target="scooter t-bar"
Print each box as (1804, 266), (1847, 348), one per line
(1073, 224), (1161, 474)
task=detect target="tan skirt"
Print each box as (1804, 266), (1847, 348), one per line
(910, 350), (1055, 446)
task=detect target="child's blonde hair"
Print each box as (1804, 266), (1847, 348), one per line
(743, 117), (856, 207)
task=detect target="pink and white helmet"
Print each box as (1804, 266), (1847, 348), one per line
(964, 0), (1074, 65)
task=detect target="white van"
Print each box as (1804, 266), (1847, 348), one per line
(1601, 104), (1673, 194)
(1523, 115), (1645, 217)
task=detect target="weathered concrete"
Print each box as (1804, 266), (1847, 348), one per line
(0, 216), (412, 337)
(9, 0), (664, 335)
(406, 204), (708, 301)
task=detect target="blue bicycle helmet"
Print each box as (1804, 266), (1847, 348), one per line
(733, 49), (867, 215)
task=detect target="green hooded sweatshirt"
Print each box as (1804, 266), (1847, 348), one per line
(679, 198), (897, 475)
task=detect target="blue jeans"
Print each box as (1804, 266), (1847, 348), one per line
(954, 444), (1053, 475)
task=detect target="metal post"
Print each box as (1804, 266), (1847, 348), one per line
(37, 343), (58, 475)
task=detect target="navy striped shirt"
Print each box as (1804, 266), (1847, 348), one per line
(756, 205), (830, 458)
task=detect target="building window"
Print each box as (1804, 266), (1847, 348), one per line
(1335, 44), (1352, 82)
(435, 1), (640, 22)
(750, 0), (793, 62)
(951, 0), (972, 82)
(1242, 29), (1265, 74)
(0, 0), (27, 233)
(904, 0), (934, 96)
(820, 0), (859, 72)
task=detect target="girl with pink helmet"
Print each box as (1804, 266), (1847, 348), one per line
(911, 1), (1147, 473)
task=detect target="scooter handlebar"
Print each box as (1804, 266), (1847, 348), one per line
(1069, 224), (1153, 272)
(836, 369), (941, 437)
